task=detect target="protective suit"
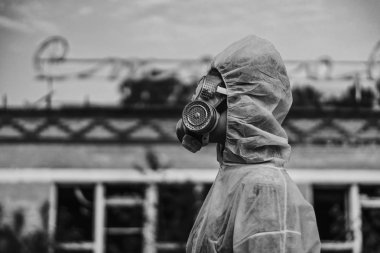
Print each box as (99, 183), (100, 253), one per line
(186, 35), (321, 253)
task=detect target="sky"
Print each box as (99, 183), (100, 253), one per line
(0, 0), (379, 106)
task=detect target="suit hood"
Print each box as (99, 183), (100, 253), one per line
(212, 35), (292, 166)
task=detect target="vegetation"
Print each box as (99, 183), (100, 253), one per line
(325, 85), (376, 108)
(0, 204), (49, 253)
(120, 76), (194, 107)
(292, 85), (323, 108)
(119, 77), (379, 108)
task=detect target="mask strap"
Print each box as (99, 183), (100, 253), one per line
(216, 86), (227, 95)
(200, 111), (220, 146)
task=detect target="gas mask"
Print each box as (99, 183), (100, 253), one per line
(176, 70), (227, 153)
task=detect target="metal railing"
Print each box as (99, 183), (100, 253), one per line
(0, 107), (379, 145)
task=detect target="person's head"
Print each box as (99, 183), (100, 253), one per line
(177, 35), (292, 166)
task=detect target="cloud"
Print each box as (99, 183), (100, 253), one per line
(29, 17), (60, 34)
(78, 6), (94, 16)
(0, 15), (30, 33)
(0, 14), (59, 34)
(0, 1), (60, 34)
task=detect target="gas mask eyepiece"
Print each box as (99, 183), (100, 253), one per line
(176, 70), (227, 153)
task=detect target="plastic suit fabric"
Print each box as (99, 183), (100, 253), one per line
(186, 35), (321, 253)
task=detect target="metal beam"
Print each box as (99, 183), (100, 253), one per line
(0, 107), (379, 145)
(1, 168), (380, 185)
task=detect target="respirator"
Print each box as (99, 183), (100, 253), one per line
(176, 70), (227, 153)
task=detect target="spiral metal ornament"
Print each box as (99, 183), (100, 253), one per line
(367, 40), (380, 80)
(33, 36), (69, 74)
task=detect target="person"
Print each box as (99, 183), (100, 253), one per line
(176, 35), (321, 253)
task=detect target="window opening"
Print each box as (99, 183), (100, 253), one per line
(313, 186), (350, 242)
(360, 185), (380, 253)
(105, 184), (146, 253)
(157, 183), (196, 248)
(55, 185), (95, 244)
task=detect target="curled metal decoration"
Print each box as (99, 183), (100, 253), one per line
(288, 40), (380, 82)
(33, 36), (70, 73)
(32, 36), (380, 98)
(367, 40), (380, 80)
(288, 56), (334, 81)
(33, 36), (136, 82)
(33, 36), (209, 84)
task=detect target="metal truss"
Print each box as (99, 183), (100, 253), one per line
(284, 108), (380, 145)
(0, 107), (379, 145)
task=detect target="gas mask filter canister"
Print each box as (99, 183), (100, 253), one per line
(182, 100), (219, 134)
(177, 71), (227, 153)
